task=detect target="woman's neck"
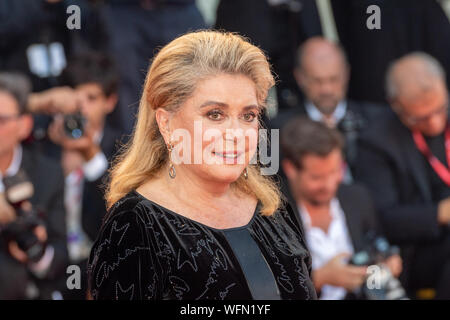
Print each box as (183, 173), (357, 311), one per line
(164, 165), (234, 210)
(137, 164), (257, 229)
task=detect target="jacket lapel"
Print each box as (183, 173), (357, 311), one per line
(336, 185), (362, 252)
(394, 119), (433, 202)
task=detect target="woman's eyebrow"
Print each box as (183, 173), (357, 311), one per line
(199, 101), (259, 110)
(242, 105), (259, 111)
(199, 101), (228, 108)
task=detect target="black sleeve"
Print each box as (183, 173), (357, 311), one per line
(355, 141), (443, 245)
(87, 205), (162, 300)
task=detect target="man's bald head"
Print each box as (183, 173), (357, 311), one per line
(386, 52), (446, 103)
(296, 37), (349, 72)
(294, 37), (349, 116)
(386, 52), (448, 136)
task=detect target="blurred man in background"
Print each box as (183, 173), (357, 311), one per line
(355, 52), (450, 299)
(281, 117), (403, 299)
(0, 72), (67, 299)
(271, 37), (384, 180)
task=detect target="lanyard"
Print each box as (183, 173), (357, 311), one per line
(412, 126), (450, 187)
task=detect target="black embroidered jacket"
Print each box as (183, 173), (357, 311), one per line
(88, 190), (317, 300)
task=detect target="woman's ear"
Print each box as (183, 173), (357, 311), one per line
(155, 108), (172, 144)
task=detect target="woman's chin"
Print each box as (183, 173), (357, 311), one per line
(205, 165), (245, 183)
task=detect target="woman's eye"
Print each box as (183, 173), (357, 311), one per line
(206, 110), (224, 121)
(242, 112), (257, 122)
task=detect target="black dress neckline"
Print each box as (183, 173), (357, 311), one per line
(131, 189), (261, 232)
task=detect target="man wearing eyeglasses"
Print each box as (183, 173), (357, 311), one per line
(355, 52), (450, 299)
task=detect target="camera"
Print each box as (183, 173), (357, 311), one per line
(349, 233), (408, 300)
(63, 112), (86, 139)
(0, 170), (47, 263)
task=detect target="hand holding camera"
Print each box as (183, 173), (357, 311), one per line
(8, 222), (47, 264)
(48, 113), (100, 162)
(314, 252), (368, 291)
(0, 171), (48, 264)
(349, 235), (407, 300)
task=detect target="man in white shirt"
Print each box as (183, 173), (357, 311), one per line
(280, 117), (402, 299)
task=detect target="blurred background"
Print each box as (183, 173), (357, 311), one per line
(0, 0), (449, 300)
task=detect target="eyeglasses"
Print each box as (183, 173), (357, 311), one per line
(398, 103), (449, 126)
(0, 114), (20, 126)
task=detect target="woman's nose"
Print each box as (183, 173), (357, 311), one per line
(224, 118), (244, 141)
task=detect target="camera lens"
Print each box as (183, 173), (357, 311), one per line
(63, 113), (86, 139)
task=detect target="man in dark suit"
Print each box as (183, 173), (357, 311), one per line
(0, 72), (68, 299)
(280, 117), (402, 299)
(270, 37), (385, 180)
(355, 52), (450, 299)
(44, 52), (123, 298)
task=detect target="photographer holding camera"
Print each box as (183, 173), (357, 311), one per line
(280, 117), (404, 300)
(0, 72), (68, 299)
(38, 52), (122, 299)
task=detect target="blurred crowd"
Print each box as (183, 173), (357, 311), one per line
(0, 0), (449, 300)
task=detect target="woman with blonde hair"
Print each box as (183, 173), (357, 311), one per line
(88, 30), (316, 300)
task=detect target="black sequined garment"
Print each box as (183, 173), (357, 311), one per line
(88, 190), (317, 300)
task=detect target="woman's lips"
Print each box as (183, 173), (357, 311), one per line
(213, 151), (240, 158)
(212, 151), (244, 163)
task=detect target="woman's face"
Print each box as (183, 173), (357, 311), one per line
(167, 73), (260, 184)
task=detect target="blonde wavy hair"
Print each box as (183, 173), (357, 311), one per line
(106, 30), (281, 216)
